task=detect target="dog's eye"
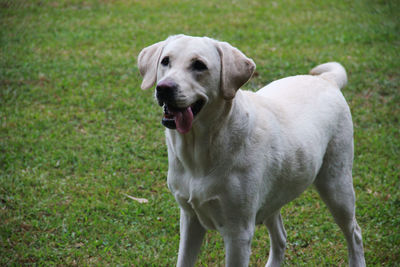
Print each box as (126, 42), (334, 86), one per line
(192, 60), (208, 71)
(161, 56), (170, 67)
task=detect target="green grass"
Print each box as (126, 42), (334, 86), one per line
(1, 0), (399, 265)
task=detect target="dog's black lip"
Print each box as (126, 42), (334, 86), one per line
(162, 104), (177, 129)
(162, 117), (177, 129)
(191, 99), (205, 117)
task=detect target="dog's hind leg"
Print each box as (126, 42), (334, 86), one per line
(314, 137), (366, 267)
(264, 211), (287, 267)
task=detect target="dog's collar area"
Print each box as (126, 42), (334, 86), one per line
(161, 99), (205, 133)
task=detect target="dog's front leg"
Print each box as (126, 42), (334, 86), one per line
(223, 227), (255, 267)
(177, 209), (206, 267)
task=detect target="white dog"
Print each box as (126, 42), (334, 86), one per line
(138, 35), (365, 267)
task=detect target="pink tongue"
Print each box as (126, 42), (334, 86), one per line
(172, 107), (193, 134)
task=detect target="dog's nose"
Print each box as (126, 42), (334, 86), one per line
(156, 80), (178, 93)
(156, 80), (178, 106)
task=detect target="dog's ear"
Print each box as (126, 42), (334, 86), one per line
(216, 41), (256, 100)
(137, 40), (166, 90)
(138, 35), (185, 90)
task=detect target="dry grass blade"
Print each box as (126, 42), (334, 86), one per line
(123, 193), (149, 204)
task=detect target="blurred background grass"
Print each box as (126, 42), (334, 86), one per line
(1, 0), (399, 265)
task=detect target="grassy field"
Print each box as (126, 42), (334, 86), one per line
(1, 0), (399, 266)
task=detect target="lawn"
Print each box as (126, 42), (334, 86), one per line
(1, 0), (399, 266)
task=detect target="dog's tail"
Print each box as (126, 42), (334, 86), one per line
(309, 62), (347, 90)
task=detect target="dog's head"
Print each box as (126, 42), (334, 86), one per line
(138, 35), (255, 134)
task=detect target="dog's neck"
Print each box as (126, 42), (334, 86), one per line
(166, 90), (253, 176)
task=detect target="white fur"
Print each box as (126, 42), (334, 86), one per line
(138, 35), (366, 267)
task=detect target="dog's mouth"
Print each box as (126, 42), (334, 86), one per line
(161, 99), (205, 134)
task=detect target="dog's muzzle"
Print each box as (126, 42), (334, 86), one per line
(156, 80), (204, 134)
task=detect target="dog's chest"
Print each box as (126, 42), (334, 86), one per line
(181, 194), (224, 230)
(169, 173), (226, 230)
